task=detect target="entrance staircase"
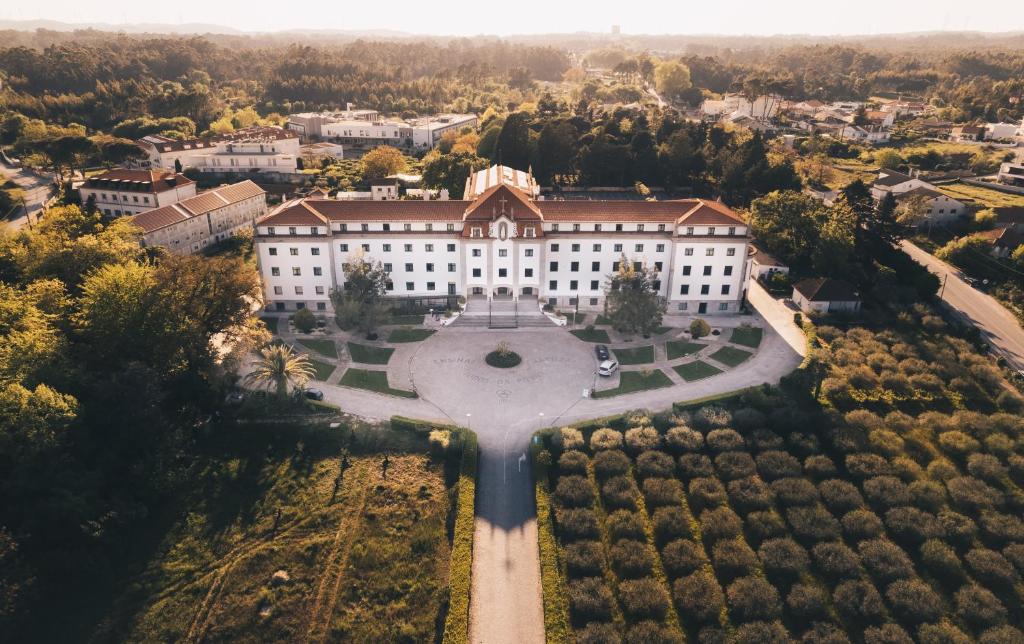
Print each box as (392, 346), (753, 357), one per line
(452, 297), (554, 328)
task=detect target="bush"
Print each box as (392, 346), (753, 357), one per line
(938, 510), (978, 548)
(607, 509), (646, 541)
(967, 453), (1007, 483)
(565, 541), (605, 578)
(756, 450), (802, 480)
(734, 621), (790, 644)
(590, 428), (624, 451)
(728, 477), (774, 513)
(787, 506), (841, 542)
(745, 511), (788, 544)
(726, 575), (781, 622)
(758, 537), (809, 582)
(834, 579), (885, 624)
(812, 541), (861, 580)
(662, 539), (704, 579)
(917, 622), (970, 644)
(804, 455), (838, 479)
(819, 480), (865, 515)
(801, 622), (851, 644)
(890, 456), (923, 483)
(619, 577), (670, 620)
(700, 506), (743, 543)
(771, 477), (820, 507)
(863, 623), (913, 644)
(920, 539), (964, 582)
(556, 508), (600, 540)
(625, 427), (661, 454)
(602, 476), (640, 510)
(884, 507), (942, 546)
(786, 583), (829, 620)
(706, 428), (744, 453)
(862, 476), (910, 509)
(292, 307), (316, 332)
(673, 571), (724, 624)
(978, 511), (1024, 545)
(665, 426), (704, 453)
(625, 621), (683, 644)
(690, 318), (712, 340)
(979, 625), (1024, 644)
(592, 449), (630, 480)
(956, 584), (1007, 629)
(652, 506), (690, 544)
(947, 476), (1002, 512)
(1003, 543), (1024, 573)
(938, 430), (980, 457)
(711, 538), (757, 581)
(611, 540), (654, 578)
(644, 477), (683, 508)
(846, 453), (891, 480)
(841, 508), (884, 541)
(553, 426), (585, 451)
(678, 454), (715, 479)
(689, 477), (728, 511)
(909, 480), (946, 512)
(555, 475), (596, 508)
(788, 432), (821, 457)
(692, 405), (732, 430)
(569, 577), (616, 622)
(558, 450), (589, 475)
(697, 625), (727, 644)
(576, 622), (622, 644)
(636, 450), (675, 479)
(885, 579), (942, 624)
(859, 539), (914, 583)
(714, 451), (757, 480)
(965, 548), (1018, 587)
(748, 428), (784, 451)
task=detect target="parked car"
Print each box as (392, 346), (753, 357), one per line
(595, 344), (610, 361)
(304, 388), (324, 401)
(597, 360), (619, 377)
(225, 391), (245, 405)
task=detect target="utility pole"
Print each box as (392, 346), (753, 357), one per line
(939, 273), (947, 299)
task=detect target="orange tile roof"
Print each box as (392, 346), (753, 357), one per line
(130, 180), (265, 233)
(83, 169), (193, 193)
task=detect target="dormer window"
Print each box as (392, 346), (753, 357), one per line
(404, 223), (412, 232)
(340, 223), (347, 232)
(686, 226), (694, 235)
(637, 224), (645, 232)
(595, 224), (602, 232)
(524, 226), (535, 238)
(658, 224), (666, 232)
(361, 223), (369, 232)
(728, 226), (736, 235)
(267, 227), (276, 235)
(288, 227), (297, 235)
(311, 227), (319, 235)
(471, 227), (483, 238)
(708, 227), (716, 235)
(573, 223), (581, 232)
(552, 223), (559, 232)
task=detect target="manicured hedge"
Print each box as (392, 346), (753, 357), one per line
(442, 428), (478, 644)
(532, 442), (572, 643)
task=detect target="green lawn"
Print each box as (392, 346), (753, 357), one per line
(709, 345), (753, 367)
(391, 314), (425, 325)
(728, 326), (763, 348)
(340, 368), (418, 398)
(570, 328), (611, 343)
(309, 358), (336, 381)
(592, 369), (672, 399)
(612, 345), (655, 365)
(673, 360), (723, 381)
(594, 314), (611, 326)
(937, 182), (1024, 209)
(666, 340), (706, 360)
(347, 342), (394, 365)
(653, 326), (672, 335)
(298, 338), (338, 358)
(387, 327), (436, 343)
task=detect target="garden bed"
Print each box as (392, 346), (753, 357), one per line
(591, 369), (672, 398)
(298, 338), (338, 358)
(485, 350), (522, 368)
(347, 342), (394, 365)
(708, 346), (753, 367)
(340, 368), (417, 397)
(727, 326), (763, 349)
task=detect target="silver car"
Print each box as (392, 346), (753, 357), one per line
(597, 360), (619, 377)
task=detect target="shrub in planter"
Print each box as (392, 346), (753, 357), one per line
(859, 538), (914, 584)
(678, 453), (715, 479)
(714, 451), (757, 480)
(787, 506), (840, 542)
(556, 508), (600, 540)
(625, 427), (661, 454)
(602, 476), (640, 510)
(711, 537), (757, 581)
(833, 579), (885, 625)
(920, 539), (965, 582)
(662, 539), (703, 579)
(726, 575), (781, 622)
(747, 428), (784, 452)
(755, 450), (802, 480)
(745, 510), (788, 544)
(812, 541), (861, 580)
(884, 507), (943, 546)
(700, 506), (743, 544)
(863, 624), (913, 644)
(956, 584), (1007, 629)
(592, 449), (630, 480)
(689, 477), (728, 511)
(666, 426), (704, 453)
(611, 540), (654, 578)
(576, 622), (622, 644)
(909, 480), (946, 513)
(652, 506), (690, 545)
(885, 579), (942, 624)
(619, 577), (670, 620)
(978, 510), (1024, 545)
(606, 509), (646, 542)
(979, 625), (1024, 644)
(555, 475), (596, 508)
(636, 450), (675, 479)
(785, 583), (828, 620)
(734, 621), (790, 644)
(565, 540), (605, 577)
(758, 537), (809, 583)
(845, 453), (891, 480)
(947, 476), (1002, 513)
(673, 570), (725, 623)
(937, 510), (978, 548)
(590, 428), (624, 452)
(804, 455), (838, 479)
(841, 508), (885, 541)
(801, 621), (851, 644)
(626, 621), (683, 644)
(862, 475), (910, 509)
(643, 477), (683, 508)
(916, 622), (971, 644)
(706, 428), (744, 453)
(569, 576), (615, 622)
(771, 477), (820, 507)
(554, 426), (585, 452)
(965, 548), (1018, 587)
(727, 476), (774, 513)
(819, 479), (866, 514)
(558, 450), (589, 475)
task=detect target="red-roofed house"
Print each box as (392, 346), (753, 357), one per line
(79, 169), (196, 217)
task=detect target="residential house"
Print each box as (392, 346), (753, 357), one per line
(984, 122), (1020, 141)
(137, 126), (300, 174)
(977, 227), (1023, 258)
(792, 278), (861, 315)
(838, 124), (890, 144)
(870, 169), (933, 200)
(950, 124), (986, 142)
(79, 169), (196, 218)
(996, 162), (1024, 187)
(893, 187), (966, 226)
(746, 243), (789, 281)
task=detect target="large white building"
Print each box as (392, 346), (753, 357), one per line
(253, 165), (750, 315)
(136, 126), (300, 174)
(79, 169), (196, 218)
(287, 110), (477, 152)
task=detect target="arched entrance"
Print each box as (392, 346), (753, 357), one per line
(494, 287), (512, 299)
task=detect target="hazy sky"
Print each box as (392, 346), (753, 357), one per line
(2, 0), (1021, 36)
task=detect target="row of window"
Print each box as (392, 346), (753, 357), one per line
(269, 267), (324, 277)
(544, 223), (738, 235)
(340, 222), (457, 233)
(94, 193), (152, 204)
(682, 265), (735, 277)
(338, 242), (458, 253)
(272, 285), (326, 296)
(679, 284), (732, 296)
(550, 242), (667, 253)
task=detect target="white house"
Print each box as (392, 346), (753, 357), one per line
(870, 169), (933, 200)
(997, 162), (1024, 187)
(792, 278), (861, 315)
(701, 94), (780, 119)
(838, 124), (890, 145)
(985, 122), (1020, 141)
(79, 169), (196, 218)
(252, 164), (751, 315)
(137, 126), (300, 174)
(893, 187), (966, 225)
(745, 244), (789, 281)
(130, 180), (267, 255)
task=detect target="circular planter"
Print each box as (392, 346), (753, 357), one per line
(485, 350), (522, 368)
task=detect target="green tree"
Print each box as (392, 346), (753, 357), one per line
(293, 307), (316, 333)
(422, 151), (487, 197)
(330, 259), (392, 337)
(245, 344), (314, 400)
(654, 61), (692, 100)
(603, 257), (664, 336)
(492, 112), (534, 169)
(874, 149), (903, 170)
(690, 318), (711, 339)
(360, 145), (407, 181)
(536, 121), (577, 184)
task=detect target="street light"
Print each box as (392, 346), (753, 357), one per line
(538, 412), (545, 431)
(465, 413), (471, 431)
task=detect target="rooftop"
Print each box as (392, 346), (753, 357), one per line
(83, 169), (193, 193)
(130, 180), (264, 233)
(793, 277), (860, 302)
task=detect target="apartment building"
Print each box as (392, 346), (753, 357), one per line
(79, 169), (196, 217)
(136, 126), (300, 174)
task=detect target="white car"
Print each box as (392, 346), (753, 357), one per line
(597, 360), (619, 377)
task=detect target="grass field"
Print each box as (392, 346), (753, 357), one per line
(666, 340), (706, 360)
(672, 359), (723, 381)
(340, 368), (417, 398)
(612, 345), (655, 365)
(591, 369), (672, 398)
(90, 420), (455, 643)
(937, 181), (1024, 209)
(387, 328), (436, 343)
(298, 338), (338, 358)
(728, 326), (763, 348)
(708, 345), (753, 367)
(309, 358), (336, 381)
(347, 342), (394, 365)
(390, 314), (425, 326)
(571, 328), (612, 343)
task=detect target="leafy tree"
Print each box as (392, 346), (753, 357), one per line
(422, 151), (487, 197)
(292, 307), (316, 333)
(874, 149), (904, 170)
(654, 61), (693, 100)
(492, 112), (534, 169)
(360, 145), (407, 180)
(604, 257), (664, 336)
(245, 344), (314, 400)
(535, 121), (577, 184)
(330, 259), (392, 336)
(690, 318), (711, 339)
(895, 193), (932, 229)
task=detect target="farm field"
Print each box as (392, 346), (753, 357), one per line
(536, 309), (1024, 643)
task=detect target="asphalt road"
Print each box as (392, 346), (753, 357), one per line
(1, 160), (53, 231)
(902, 240), (1024, 371)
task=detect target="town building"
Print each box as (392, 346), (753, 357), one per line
(136, 126), (300, 174)
(252, 165), (751, 315)
(792, 278), (861, 315)
(870, 169), (933, 200)
(893, 187), (966, 226)
(701, 94), (781, 119)
(949, 124), (986, 142)
(300, 142), (345, 165)
(286, 110), (477, 152)
(129, 180), (267, 255)
(984, 122), (1021, 141)
(79, 169), (196, 218)
(745, 244), (789, 282)
(997, 162), (1024, 188)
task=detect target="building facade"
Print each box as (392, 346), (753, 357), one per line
(79, 169), (196, 217)
(253, 165), (750, 315)
(136, 126), (300, 174)
(286, 110), (477, 152)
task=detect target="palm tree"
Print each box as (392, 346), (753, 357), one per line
(245, 344), (315, 400)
